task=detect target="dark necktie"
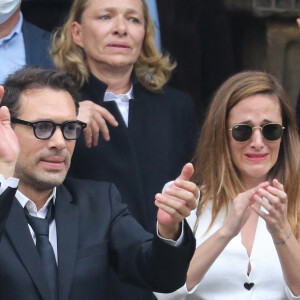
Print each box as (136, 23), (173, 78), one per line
(25, 201), (57, 300)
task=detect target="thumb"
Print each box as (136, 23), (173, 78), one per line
(297, 18), (300, 27)
(177, 163), (194, 181)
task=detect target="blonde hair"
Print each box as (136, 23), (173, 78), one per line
(192, 71), (300, 240)
(51, 0), (175, 90)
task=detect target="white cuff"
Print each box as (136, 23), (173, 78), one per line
(156, 221), (184, 246)
(154, 282), (199, 300)
(0, 173), (19, 195)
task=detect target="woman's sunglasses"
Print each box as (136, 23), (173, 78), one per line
(229, 123), (285, 142)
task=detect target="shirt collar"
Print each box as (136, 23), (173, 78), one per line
(0, 12), (23, 46)
(16, 186), (57, 217)
(103, 84), (134, 103)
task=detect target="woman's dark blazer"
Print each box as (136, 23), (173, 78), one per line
(69, 73), (198, 234)
(68, 74), (198, 300)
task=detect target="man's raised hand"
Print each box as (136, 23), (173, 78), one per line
(0, 86), (20, 178)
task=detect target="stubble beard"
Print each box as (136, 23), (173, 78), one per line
(14, 163), (69, 193)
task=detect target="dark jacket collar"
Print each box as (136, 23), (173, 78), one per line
(80, 72), (140, 104)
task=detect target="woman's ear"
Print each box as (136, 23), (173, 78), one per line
(71, 22), (84, 48)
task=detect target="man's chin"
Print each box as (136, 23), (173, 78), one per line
(32, 172), (67, 191)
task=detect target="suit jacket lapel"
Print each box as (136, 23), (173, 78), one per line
(55, 185), (79, 300)
(5, 199), (51, 300)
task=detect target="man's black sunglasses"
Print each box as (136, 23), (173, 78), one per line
(229, 123), (285, 142)
(11, 117), (87, 140)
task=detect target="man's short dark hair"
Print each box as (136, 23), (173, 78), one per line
(2, 66), (80, 118)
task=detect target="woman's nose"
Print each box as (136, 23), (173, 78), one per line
(249, 128), (264, 149)
(113, 16), (127, 36)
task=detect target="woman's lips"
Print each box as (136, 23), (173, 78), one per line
(107, 42), (130, 51)
(245, 153), (269, 162)
(108, 42), (130, 48)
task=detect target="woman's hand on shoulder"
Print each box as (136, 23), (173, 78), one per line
(77, 100), (118, 148)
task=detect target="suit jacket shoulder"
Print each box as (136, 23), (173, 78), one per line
(22, 20), (54, 69)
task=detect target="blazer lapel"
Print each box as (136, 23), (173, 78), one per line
(5, 199), (51, 300)
(55, 185), (79, 300)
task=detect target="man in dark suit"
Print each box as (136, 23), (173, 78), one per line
(0, 1), (53, 84)
(0, 66), (197, 299)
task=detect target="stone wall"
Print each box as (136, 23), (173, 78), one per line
(224, 0), (300, 107)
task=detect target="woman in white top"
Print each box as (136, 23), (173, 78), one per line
(155, 71), (300, 300)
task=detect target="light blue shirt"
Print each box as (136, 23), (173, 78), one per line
(0, 12), (25, 84)
(145, 0), (161, 52)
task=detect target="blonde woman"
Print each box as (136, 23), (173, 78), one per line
(51, 0), (197, 299)
(156, 71), (300, 299)
(51, 0), (197, 232)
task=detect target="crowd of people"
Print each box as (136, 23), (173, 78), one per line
(0, 0), (299, 300)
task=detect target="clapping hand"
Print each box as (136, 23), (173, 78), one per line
(221, 182), (269, 238)
(251, 179), (291, 243)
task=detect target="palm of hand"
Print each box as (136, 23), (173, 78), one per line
(0, 106), (20, 164)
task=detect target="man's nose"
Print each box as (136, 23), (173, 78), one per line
(47, 127), (67, 149)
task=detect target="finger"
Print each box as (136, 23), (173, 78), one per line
(95, 106), (118, 127)
(90, 118), (101, 146)
(177, 163), (194, 181)
(272, 179), (284, 191)
(0, 86), (4, 103)
(251, 203), (271, 221)
(164, 187), (196, 210)
(254, 181), (269, 191)
(156, 193), (192, 216)
(297, 18), (300, 27)
(155, 202), (182, 224)
(0, 106), (11, 124)
(83, 126), (93, 148)
(265, 185), (287, 204)
(155, 194), (191, 221)
(257, 188), (282, 208)
(259, 186), (287, 206)
(173, 179), (199, 200)
(253, 193), (273, 213)
(93, 113), (110, 142)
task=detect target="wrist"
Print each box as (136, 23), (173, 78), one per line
(219, 225), (238, 240)
(158, 223), (180, 240)
(273, 229), (293, 245)
(0, 162), (16, 180)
